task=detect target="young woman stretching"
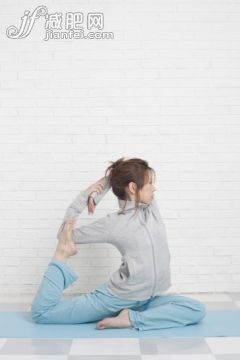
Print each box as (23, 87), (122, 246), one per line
(31, 157), (206, 331)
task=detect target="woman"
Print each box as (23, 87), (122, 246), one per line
(31, 157), (206, 331)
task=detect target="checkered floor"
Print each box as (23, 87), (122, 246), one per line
(0, 292), (239, 359)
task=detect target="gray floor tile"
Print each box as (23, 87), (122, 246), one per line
(228, 293), (240, 301)
(215, 355), (240, 360)
(68, 357), (141, 360)
(139, 338), (212, 354)
(0, 339), (72, 354)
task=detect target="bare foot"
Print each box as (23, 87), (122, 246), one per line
(96, 309), (132, 330)
(53, 219), (78, 261)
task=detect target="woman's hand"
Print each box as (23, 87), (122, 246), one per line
(87, 196), (96, 215)
(85, 176), (105, 215)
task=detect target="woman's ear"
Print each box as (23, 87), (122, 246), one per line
(128, 182), (137, 195)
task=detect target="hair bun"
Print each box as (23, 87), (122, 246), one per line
(105, 157), (126, 177)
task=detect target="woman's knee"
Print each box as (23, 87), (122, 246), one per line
(31, 309), (44, 324)
(190, 299), (206, 323)
(31, 302), (52, 324)
(197, 301), (206, 320)
(31, 304), (45, 324)
(174, 296), (206, 324)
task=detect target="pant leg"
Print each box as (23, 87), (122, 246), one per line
(31, 259), (113, 324)
(31, 259), (141, 325)
(128, 294), (206, 331)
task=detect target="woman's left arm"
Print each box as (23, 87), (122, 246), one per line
(88, 175), (111, 206)
(56, 176), (111, 240)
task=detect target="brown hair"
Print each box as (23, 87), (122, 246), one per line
(104, 157), (156, 215)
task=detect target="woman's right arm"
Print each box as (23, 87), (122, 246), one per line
(70, 213), (113, 244)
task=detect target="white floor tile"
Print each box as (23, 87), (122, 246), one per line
(206, 337), (240, 354)
(70, 338), (141, 355)
(0, 340), (7, 350)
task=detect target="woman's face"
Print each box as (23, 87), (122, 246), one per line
(139, 171), (156, 204)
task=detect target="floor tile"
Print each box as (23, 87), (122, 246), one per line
(141, 355), (216, 360)
(227, 293), (240, 301)
(206, 337), (240, 354)
(68, 356), (141, 360)
(0, 356), (68, 360)
(139, 338), (212, 354)
(70, 338), (141, 355)
(215, 355), (240, 360)
(0, 339), (72, 355)
(0, 340), (7, 350)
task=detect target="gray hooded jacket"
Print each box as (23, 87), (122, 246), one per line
(56, 176), (172, 301)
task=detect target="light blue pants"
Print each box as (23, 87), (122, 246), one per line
(31, 259), (206, 331)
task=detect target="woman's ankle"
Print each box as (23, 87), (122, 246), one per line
(52, 250), (68, 263)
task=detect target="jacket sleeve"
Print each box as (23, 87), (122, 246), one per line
(71, 213), (112, 244)
(89, 175), (111, 206)
(56, 189), (89, 241)
(150, 196), (163, 220)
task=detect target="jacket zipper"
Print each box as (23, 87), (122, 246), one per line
(143, 223), (157, 295)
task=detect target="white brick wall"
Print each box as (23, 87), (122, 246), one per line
(0, 0), (240, 297)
